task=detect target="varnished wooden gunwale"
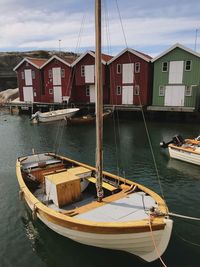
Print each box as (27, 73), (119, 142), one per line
(169, 144), (200, 155)
(16, 154), (168, 235)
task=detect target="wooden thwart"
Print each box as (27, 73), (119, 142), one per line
(87, 176), (117, 192)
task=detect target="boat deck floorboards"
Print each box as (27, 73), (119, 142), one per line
(75, 192), (156, 222)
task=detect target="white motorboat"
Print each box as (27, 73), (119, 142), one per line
(160, 135), (200, 165)
(31, 108), (80, 123)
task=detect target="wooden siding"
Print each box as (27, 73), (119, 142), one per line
(16, 62), (43, 102)
(74, 54), (106, 86)
(42, 58), (72, 103)
(109, 51), (152, 106)
(152, 47), (200, 107)
(72, 53), (109, 103)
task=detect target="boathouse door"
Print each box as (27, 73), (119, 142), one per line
(85, 65), (95, 83)
(52, 67), (61, 86)
(122, 63), (134, 84)
(89, 85), (95, 103)
(168, 61), (184, 84)
(23, 87), (33, 102)
(122, 86), (133, 104)
(24, 69), (33, 86)
(165, 85), (185, 106)
(53, 86), (62, 103)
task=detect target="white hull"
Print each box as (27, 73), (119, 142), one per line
(169, 146), (200, 165)
(39, 213), (172, 262)
(25, 199), (172, 262)
(33, 108), (79, 123)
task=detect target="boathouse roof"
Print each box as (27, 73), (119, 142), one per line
(151, 43), (200, 62)
(13, 57), (48, 71)
(71, 50), (113, 67)
(107, 48), (152, 65)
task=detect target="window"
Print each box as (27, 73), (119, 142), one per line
(116, 86), (121, 95)
(162, 62), (168, 72)
(61, 69), (65, 78)
(21, 71), (24, 79)
(159, 85), (165, 96)
(185, 86), (192, 96)
(134, 85), (140, 95)
(48, 69), (52, 78)
(49, 89), (53, 94)
(81, 65), (85, 77)
(26, 62), (29, 67)
(86, 85), (90, 96)
(32, 71), (35, 79)
(117, 64), (121, 74)
(185, 60), (192, 71)
(135, 62), (140, 73)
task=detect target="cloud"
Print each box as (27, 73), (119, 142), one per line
(0, 0), (200, 56)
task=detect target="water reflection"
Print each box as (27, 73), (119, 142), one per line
(21, 208), (164, 267)
(167, 159), (200, 180)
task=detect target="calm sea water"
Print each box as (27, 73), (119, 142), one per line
(0, 112), (199, 267)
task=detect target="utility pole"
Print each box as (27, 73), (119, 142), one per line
(59, 39), (61, 55)
(194, 29), (198, 51)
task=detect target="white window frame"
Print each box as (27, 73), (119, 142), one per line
(135, 62), (140, 73)
(81, 65), (85, 77)
(185, 60), (192, 71)
(48, 69), (52, 78)
(159, 85), (165, 96)
(86, 85), (90, 96)
(117, 64), (122, 74)
(134, 85), (140, 95)
(49, 88), (53, 94)
(61, 69), (65, 78)
(185, 85), (193, 96)
(116, 85), (122, 95)
(162, 62), (168, 72)
(32, 70), (35, 79)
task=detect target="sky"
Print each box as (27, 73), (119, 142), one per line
(0, 0), (200, 57)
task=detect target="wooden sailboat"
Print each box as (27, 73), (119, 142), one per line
(16, 0), (172, 262)
(66, 109), (112, 125)
(160, 134), (200, 165)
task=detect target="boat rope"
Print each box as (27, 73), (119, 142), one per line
(115, 0), (166, 201)
(104, 1), (124, 178)
(140, 103), (165, 200)
(53, 8), (87, 155)
(148, 216), (168, 267)
(168, 212), (200, 221)
(150, 208), (200, 221)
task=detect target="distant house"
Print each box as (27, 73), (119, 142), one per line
(71, 51), (112, 104)
(151, 43), (200, 110)
(14, 57), (47, 102)
(41, 55), (76, 103)
(107, 48), (152, 105)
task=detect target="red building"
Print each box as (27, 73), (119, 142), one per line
(108, 48), (152, 105)
(41, 55), (76, 103)
(71, 51), (112, 104)
(14, 57), (47, 102)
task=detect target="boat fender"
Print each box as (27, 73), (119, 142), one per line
(32, 205), (38, 221)
(19, 190), (24, 200)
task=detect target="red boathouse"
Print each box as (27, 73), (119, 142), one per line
(41, 55), (77, 103)
(71, 51), (112, 104)
(108, 48), (152, 106)
(14, 57), (47, 102)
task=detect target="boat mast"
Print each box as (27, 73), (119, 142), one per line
(95, 0), (104, 202)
